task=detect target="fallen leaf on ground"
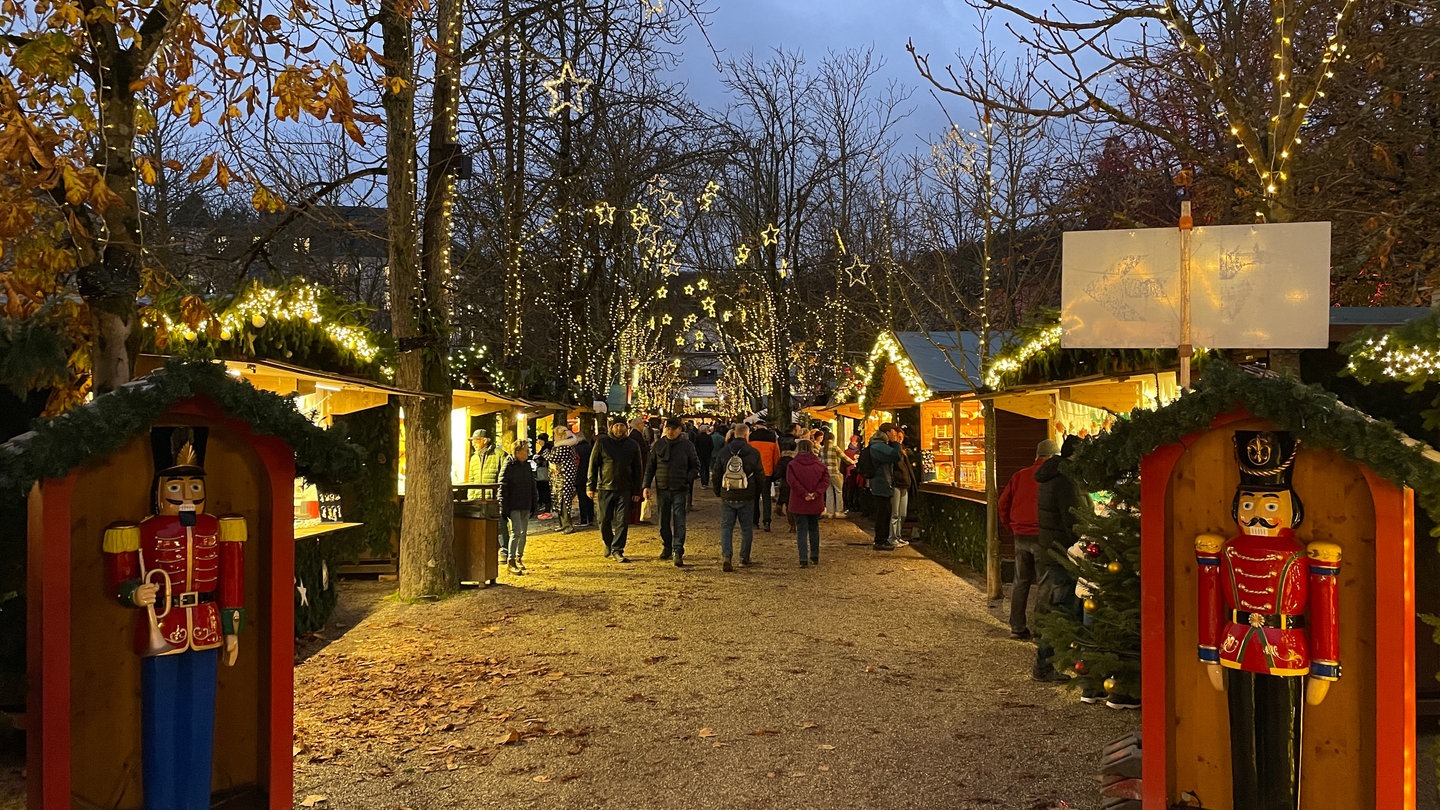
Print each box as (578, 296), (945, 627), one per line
(789, 772), (807, 778)
(698, 728), (717, 738)
(300, 796), (327, 807)
(818, 744), (835, 750)
(819, 764), (831, 772)
(497, 729), (521, 745)
(533, 775), (552, 783)
(446, 756), (458, 771)
(766, 772), (777, 778)
(750, 728), (780, 736)
(795, 721), (818, 730)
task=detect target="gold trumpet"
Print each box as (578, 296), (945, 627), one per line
(136, 549), (173, 657)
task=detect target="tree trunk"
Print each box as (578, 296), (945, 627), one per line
(983, 400), (1002, 599)
(84, 81), (144, 392)
(384, 0), (457, 599)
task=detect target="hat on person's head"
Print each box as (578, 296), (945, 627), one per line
(1037, 439), (1060, 458)
(665, 416), (683, 429)
(537, 433), (550, 443)
(471, 428), (489, 440)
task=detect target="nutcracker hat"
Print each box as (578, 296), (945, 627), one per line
(152, 425), (209, 478)
(1232, 429), (1299, 491)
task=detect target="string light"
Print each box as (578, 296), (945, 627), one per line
(983, 325), (1064, 389)
(855, 332), (934, 409)
(542, 61), (593, 116)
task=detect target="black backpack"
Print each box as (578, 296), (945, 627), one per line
(854, 444), (876, 478)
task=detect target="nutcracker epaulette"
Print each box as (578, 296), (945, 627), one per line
(102, 522), (141, 553)
(218, 514), (247, 542)
(1307, 541), (1341, 574)
(1195, 533), (1224, 559)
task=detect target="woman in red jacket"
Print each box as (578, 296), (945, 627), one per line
(785, 439), (831, 567)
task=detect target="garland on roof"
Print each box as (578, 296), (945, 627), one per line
(0, 359), (364, 496)
(984, 311), (1212, 391)
(1068, 361), (1440, 534)
(1343, 311), (1440, 387)
(861, 356), (889, 414)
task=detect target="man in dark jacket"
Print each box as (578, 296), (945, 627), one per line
(588, 418), (644, 562)
(1032, 434), (1091, 681)
(712, 423), (764, 571)
(695, 424), (715, 488)
(999, 439), (1059, 639)
(865, 423), (903, 550)
(644, 417), (701, 566)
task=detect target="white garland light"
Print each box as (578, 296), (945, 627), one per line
(984, 325), (1063, 389)
(857, 332), (933, 409)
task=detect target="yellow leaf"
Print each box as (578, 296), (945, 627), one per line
(189, 100), (203, 126)
(532, 775), (551, 783)
(299, 796), (327, 807)
(697, 728), (717, 738)
(137, 158), (157, 186)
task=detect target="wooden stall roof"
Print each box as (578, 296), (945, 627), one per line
(136, 354), (423, 416)
(453, 388), (530, 416)
(981, 372), (1172, 419)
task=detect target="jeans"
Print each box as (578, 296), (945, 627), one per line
(825, 478), (843, 514)
(889, 487), (910, 539)
(754, 479), (772, 527)
(1009, 536), (1039, 634)
(657, 489), (688, 555)
(871, 492), (892, 545)
(1034, 561), (1081, 676)
(795, 514), (820, 562)
(598, 490), (631, 553)
(719, 499), (754, 561)
(506, 510), (530, 561)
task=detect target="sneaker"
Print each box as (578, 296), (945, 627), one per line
(1105, 695), (1141, 710)
(538, 512), (553, 520)
(1031, 670), (1072, 683)
(873, 542), (897, 551)
(763, 524), (772, 532)
(615, 553), (630, 563)
(893, 538), (910, 547)
(810, 557), (819, 566)
(507, 562), (522, 576)
(516, 560), (528, 573)
(740, 557), (753, 567)
(603, 548), (614, 558)
(1009, 630), (1032, 640)
(562, 527), (577, 534)
(1080, 691), (1106, 704)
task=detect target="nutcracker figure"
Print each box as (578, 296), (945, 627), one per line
(1195, 430), (1341, 810)
(102, 427), (246, 809)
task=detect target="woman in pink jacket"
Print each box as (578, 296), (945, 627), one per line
(785, 439), (831, 567)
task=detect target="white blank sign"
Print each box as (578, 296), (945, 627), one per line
(1061, 222), (1331, 349)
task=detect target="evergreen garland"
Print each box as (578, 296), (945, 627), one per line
(0, 358), (364, 497)
(294, 532), (341, 636)
(862, 356), (889, 413)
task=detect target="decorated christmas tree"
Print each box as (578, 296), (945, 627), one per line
(1033, 456), (1142, 703)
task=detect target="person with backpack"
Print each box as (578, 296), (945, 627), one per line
(785, 439), (830, 567)
(643, 417), (700, 567)
(712, 422), (764, 571)
(859, 423), (903, 550)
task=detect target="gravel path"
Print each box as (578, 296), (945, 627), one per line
(293, 491), (1139, 809)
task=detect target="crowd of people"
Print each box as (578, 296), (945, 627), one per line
(467, 415), (927, 574)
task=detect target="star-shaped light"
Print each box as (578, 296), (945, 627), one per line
(683, 284), (694, 295)
(684, 314), (697, 327)
(656, 286), (668, 298)
(735, 244), (751, 265)
(697, 278), (709, 291)
(593, 201), (616, 224)
(543, 61), (593, 116)
(722, 310), (733, 322)
(659, 191), (682, 219)
(760, 223), (780, 246)
(844, 256), (870, 287)
(675, 335), (686, 346)
(645, 0), (664, 17)
(662, 313), (673, 324)
(630, 205), (651, 230)
(699, 181), (720, 211)
(296, 577), (309, 607)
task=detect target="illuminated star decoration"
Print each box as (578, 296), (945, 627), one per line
(295, 577), (309, 607)
(844, 256), (870, 287)
(543, 60), (593, 116)
(698, 181), (720, 211)
(675, 335), (686, 346)
(630, 205), (651, 229)
(760, 223), (780, 246)
(683, 284), (694, 296)
(662, 314), (673, 325)
(734, 244), (751, 265)
(778, 258), (791, 279)
(656, 286), (667, 299)
(593, 201), (616, 225)
(645, 0), (664, 17)
(659, 191), (683, 219)
(697, 278), (708, 291)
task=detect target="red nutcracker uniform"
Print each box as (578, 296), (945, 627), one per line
(1195, 430), (1341, 810)
(101, 428), (246, 810)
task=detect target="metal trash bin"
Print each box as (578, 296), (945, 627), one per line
(454, 484), (500, 585)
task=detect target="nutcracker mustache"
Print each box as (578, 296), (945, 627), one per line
(1241, 516), (1278, 529)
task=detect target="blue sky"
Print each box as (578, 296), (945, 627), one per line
(674, 0), (987, 150)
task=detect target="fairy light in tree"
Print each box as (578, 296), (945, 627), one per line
(734, 243), (752, 265)
(760, 223), (780, 246)
(658, 191), (682, 219)
(593, 201), (616, 224)
(843, 256), (870, 287)
(543, 61), (593, 116)
(697, 278), (709, 291)
(698, 181), (720, 211)
(1348, 333), (1440, 380)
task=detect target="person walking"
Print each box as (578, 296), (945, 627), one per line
(575, 427), (596, 527)
(588, 418), (644, 562)
(551, 425), (581, 533)
(712, 422), (763, 571)
(695, 423), (714, 489)
(864, 423), (903, 550)
(1032, 435), (1091, 682)
(785, 439), (829, 567)
(499, 439), (538, 575)
(889, 425), (917, 545)
(628, 417), (652, 525)
(998, 439), (1058, 640)
(815, 429), (845, 518)
(747, 421), (780, 532)
(643, 417), (701, 566)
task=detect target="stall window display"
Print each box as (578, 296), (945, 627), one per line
(920, 400), (984, 490)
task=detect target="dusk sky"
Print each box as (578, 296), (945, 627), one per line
(675, 0), (990, 150)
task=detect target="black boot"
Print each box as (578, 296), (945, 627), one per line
(674, 551), (685, 567)
(660, 549), (672, 561)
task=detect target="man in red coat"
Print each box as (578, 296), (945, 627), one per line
(998, 439), (1058, 639)
(1195, 430), (1340, 810)
(103, 427), (246, 810)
